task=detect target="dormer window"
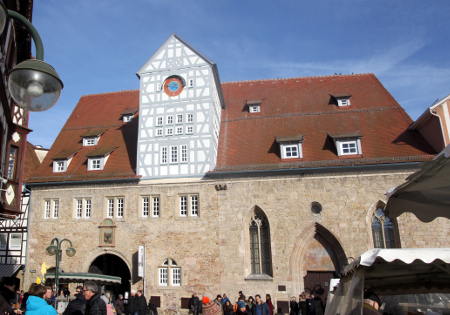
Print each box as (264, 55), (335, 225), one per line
(88, 157), (104, 170)
(332, 94), (352, 107)
(81, 129), (106, 146)
(86, 147), (116, 171)
(249, 104), (261, 113)
(83, 137), (99, 146)
(329, 133), (362, 156)
(246, 100), (262, 113)
(53, 160), (67, 172)
(52, 149), (77, 173)
(276, 135), (304, 159)
(121, 109), (137, 123)
(122, 114), (133, 122)
(337, 98), (351, 107)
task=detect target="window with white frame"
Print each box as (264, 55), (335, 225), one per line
(44, 199), (59, 219)
(166, 115), (174, 125)
(83, 136), (99, 146)
(158, 258), (181, 287)
(53, 160), (67, 172)
(186, 126), (193, 134)
(152, 196), (160, 217)
(9, 233), (22, 250)
(176, 126), (183, 135)
(176, 114), (183, 124)
(248, 104), (261, 113)
(166, 127), (173, 136)
(142, 196), (160, 217)
(188, 79), (194, 88)
(337, 97), (351, 107)
(75, 198), (92, 219)
(187, 113), (194, 123)
(190, 195), (199, 216)
(179, 195), (199, 217)
(156, 116), (163, 126)
(336, 139), (361, 156)
(161, 147), (168, 164)
(170, 146), (178, 163)
(280, 142), (302, 159)
(181, 145), (188, 163)
(106, 197), (125, 218)
(158, 267), (168, 286)
(88, 157), (104, 170)
(142, 197), (149, 217)
(156, 128), (163, 137)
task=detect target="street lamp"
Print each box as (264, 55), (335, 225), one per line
(46, 238), (76, 291)
(0, 3), (63, 111)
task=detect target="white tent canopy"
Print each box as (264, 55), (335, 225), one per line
(384, 145), (450, 222)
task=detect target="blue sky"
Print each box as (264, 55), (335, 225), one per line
(28, 0), (450, 148)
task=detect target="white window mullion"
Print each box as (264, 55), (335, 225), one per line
(142, 196), (149, 217)
(152, 196), (160, 217)
(159, 268), (168, 286)
(180, 196), (187, 216)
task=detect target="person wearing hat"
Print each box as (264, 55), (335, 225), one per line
(201, 296), (222, 315)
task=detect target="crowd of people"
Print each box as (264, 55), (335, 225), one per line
(188, 289), (325, 315)
(0, 277), (327, 315)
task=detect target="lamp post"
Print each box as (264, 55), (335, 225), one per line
(0, 3), (63, 111)
(46, 238), (76, 291)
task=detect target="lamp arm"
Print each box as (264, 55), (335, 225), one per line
(7, 9), (44, 60)
(60, 238), (73, 248)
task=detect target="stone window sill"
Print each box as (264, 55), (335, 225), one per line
(244, 274), (273, 281)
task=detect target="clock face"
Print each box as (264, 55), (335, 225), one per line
(163, 76), (184, 97)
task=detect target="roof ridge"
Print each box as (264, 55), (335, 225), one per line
(81, 89), (139, 98)
(222, 73), (374, 85)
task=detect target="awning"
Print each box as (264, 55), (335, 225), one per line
(0, 264), (22, 277)
(384, 145), (450, 222)
(341, 248), (450, 294)
(45, 272), (121, 284)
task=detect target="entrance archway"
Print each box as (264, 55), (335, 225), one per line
(89, 254), (131, 296)
(290, 223), (348, 299)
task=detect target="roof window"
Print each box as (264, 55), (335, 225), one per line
(245, 100), (262, 113)
(331, 94), (352, 107)
(86, 147), (116, 171)
(276, 135), (304, 159)
(329, 133), (362, 156)
(83, 136), (99, 146)
(121, 109), (137, 122)
(52, 149), (77, 173)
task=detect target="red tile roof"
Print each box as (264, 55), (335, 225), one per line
(27, 74), (435, 183)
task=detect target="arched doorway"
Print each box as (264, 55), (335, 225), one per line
(89, 254), (131, 296)
(297, 223), (347, 303)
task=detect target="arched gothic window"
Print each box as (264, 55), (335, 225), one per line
(372, 208), (396, 248)
(249, 207), (273, 276)
(158, 258), (181, 287)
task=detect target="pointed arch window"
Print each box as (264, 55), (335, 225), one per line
(249, 207), (273, 276)
(372, 208), (397, 248)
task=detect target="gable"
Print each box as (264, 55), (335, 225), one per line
(137, 34), (212, 75)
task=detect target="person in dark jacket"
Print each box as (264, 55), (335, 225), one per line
(63, 286), (85, 315)
(246, 296), (255, 315)
(114, 295), (125, 315)
(0, 277), (19, 315)
(289, 297), (298, 315)
(135, 290), (147, 315)
(223, 300), (234, 315)
(188, 294), (201, 315)
(297, 294), (307, 315)
(126, 291), (137, 315)
(83, 282), (106, 315)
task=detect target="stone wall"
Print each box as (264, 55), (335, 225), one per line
(24, 168), (450, 310)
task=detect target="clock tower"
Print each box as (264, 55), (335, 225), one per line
(136, 35), (224, 179)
